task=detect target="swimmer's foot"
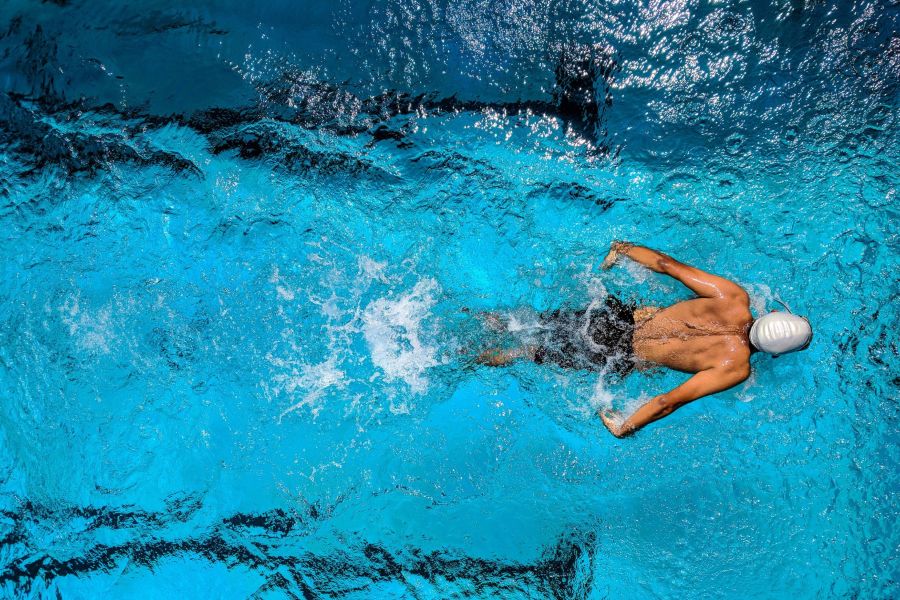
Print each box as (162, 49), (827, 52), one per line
(475, 345), (536, 367)
(477, 311), (507, 332)
(475, 348), (513, 366)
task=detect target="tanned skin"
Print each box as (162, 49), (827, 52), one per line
(476, 242), (754, 437)
(597, 242), (753, 437)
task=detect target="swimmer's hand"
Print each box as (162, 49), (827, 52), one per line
(601, 240), (633, 270)
(599, 409), (629, 438)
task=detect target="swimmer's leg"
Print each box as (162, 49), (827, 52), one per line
(478, 311), (507, 332)
(475, 345), (537, 367)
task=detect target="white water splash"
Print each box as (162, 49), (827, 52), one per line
(745, 282), (774, 316)
(272, 354), (346, 420)
(58, 294), (116, 355)
(576, 260), (609, 300)
(505, 308), (543, 333)
(356, 255), (390, 286)
(362, 278), (441, 393)
(623, 259), (653, 284)
(269, 265), (297, 301)
(735, 369), (758, 403)
(268, 254), (424, 420)
(588, 373), (616, 414)
(587, 372), (652, 424)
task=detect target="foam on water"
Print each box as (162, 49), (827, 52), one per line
(589, 372), (616, 414)
(59, 294), (116, 356)
(745, 282), (775, 316)
(271, 354), (346, 420)
(505, 309), (543, 333)
(362, 277), (442, 394)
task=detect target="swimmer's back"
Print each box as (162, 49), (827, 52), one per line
(632, 297), (752, 374)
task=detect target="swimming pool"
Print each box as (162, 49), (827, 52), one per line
(0, 0), (897, 597)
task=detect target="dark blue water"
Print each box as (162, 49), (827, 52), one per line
(0, 1), (897, 598)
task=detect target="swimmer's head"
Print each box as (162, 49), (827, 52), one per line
(749, 311), (812, 356)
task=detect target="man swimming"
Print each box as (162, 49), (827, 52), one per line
(477, 242), (812, 438)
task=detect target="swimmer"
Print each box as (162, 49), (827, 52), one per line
(476, 242), (812, 438)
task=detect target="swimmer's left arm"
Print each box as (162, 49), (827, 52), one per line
(601, 241), (748, 301)
(599, 366), (750, 438)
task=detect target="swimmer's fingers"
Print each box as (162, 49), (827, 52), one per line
(601, 248), (619, 269)
(602, 240), (628, 269)
(599, 409), (624, 437)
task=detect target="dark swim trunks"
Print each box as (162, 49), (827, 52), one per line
(533, 295), (636, 377)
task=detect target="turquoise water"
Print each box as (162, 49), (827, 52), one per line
(0, 1), (897, 598)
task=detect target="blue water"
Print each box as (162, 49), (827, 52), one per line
(0, 1), (897, 598)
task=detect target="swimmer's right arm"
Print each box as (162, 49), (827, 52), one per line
(600, 364), (750, 437)
(602, 241), (748, 301)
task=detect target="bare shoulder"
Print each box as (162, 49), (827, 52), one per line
(725, 284), (751, 305)
(720, 347), (751, 382)
(729, 301), (753, 323)
(716, 289), (752, 324)
(691, 296), (751, 323)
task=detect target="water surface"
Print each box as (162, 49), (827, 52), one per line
(0, 1), (897, 598)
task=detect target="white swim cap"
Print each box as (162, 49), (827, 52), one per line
(749, 312), (812, 355)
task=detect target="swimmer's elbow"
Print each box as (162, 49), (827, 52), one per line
(654, 256), (675, 274)
(732, 364), (751, 383)
(651, 394), (680, 416)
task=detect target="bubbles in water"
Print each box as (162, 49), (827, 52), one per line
(504, 308), (543, 333)
(362, 277), (442, 394)
(273, 355), (346, 420)
(58, 293), (116, 356)
(744, 282), (774, 316)
(622, 259), (652, 284)
(782, 127), (799, 145)
(735, 369), (758, 403)
(589, 372), (615, 413)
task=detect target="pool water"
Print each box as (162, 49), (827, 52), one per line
(0, 1), (897, 598)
